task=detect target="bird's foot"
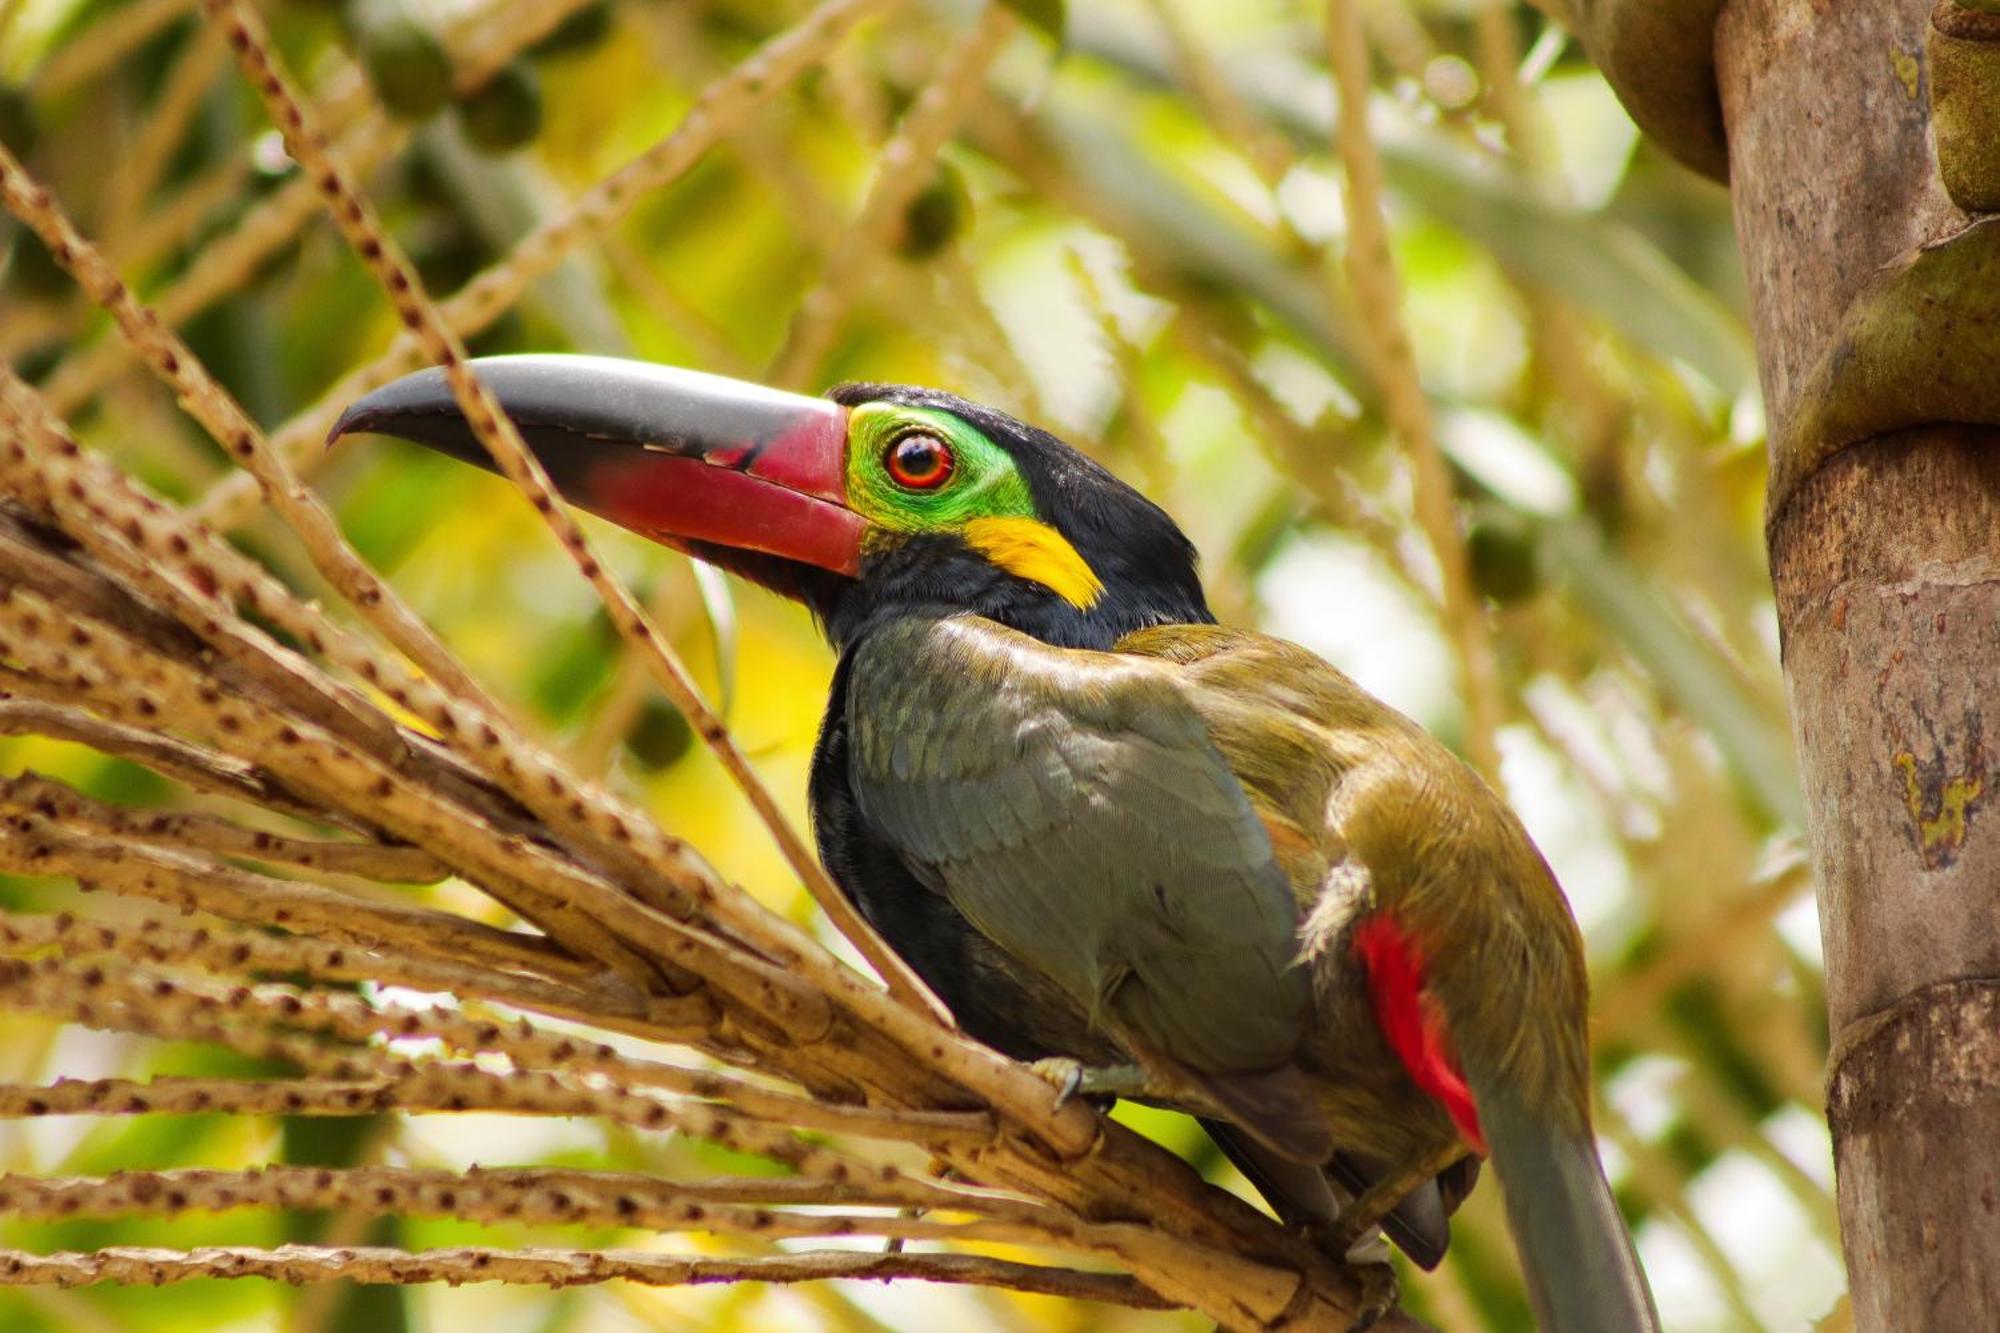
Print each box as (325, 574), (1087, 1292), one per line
(1028, 1058), (1159, 1107)
(1343, 1259), (1399, 1332)
(881, 1204), (923, 1253)
(1316, 1141), (1466, 1255)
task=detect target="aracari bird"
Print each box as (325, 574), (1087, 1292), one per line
(334, 355), (1659, 1331)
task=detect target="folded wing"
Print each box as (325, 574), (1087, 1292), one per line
(843, 614), (1326, 1162)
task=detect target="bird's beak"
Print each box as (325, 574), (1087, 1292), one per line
(329, 355), (865, 577)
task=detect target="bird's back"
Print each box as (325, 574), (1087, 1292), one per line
(1115, 623), (1594, 1139)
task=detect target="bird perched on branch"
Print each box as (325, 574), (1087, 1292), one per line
(336, 355), (1660, 1331)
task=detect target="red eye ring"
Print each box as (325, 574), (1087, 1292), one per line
(884, 431), (955, 490)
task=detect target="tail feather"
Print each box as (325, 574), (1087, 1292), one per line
(1202, 1118), (1456, 1270)
(1159, 1055), (1333, 1164)
(1475, 1080), (1660, 1333)
(1325, 1149), (1452, 1271)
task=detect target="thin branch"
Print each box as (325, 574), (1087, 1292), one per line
(767, 4), (1016, 387)
(0, 144), (510, 722)
(28, 0), (197, 96)
(192, 0), (912, 532)
(2, 358), (608, 850)
(0, 909), (650, 1034)
(0, 809), (590, 985)
(0, 955), (862, 1182)
(1324, 0), (1503, 778)
(0, 943), (1321, 1322)
(0, 696), (325, 822)
(0, 1245), (1174, 1308)
(0, 1164), (1078, 1249)
(0, 1164), (893, 1217)
(15, 941), (985, 1148)
(37, 116), (408, 420)
(202, 0), (948, 1019)
(0, 584), (697, 988)
(0, 771), (448, 884)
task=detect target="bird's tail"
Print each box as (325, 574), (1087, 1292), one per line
(1200, 1117), (1459, 1270)
(1475, 1080), (1660, 1333)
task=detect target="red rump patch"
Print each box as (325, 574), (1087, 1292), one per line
(1353, 914), (1487, 1154)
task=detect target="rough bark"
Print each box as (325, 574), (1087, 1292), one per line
(1717, 2), (2000, 1326)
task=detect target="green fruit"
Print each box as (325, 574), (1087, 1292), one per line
(6, 230), (72, 300)
(454, 61), (543, 155)
(0, 85), (36, 157)
(408, 215), (487, 295)
(1466, 512), (1542, 603)
(352, 0), (453, 121)
(532, 0), (612, 57)
(399, 151), (454, 208)
(0, 87), (28, 265)
(999, 0), (1064, 43)
(625, 699), (692, 771)
(896, 162), (972, 260)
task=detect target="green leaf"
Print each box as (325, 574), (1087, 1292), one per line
(1000, 0), (1065, 44)
(1379, 137), (1756, 397)
(1062, 14), (1756, 397)
(1542, 520), (1803, 828)
(348, 0), (453, 122)
(1034, 92), (1369, 390)
(689, 559), (739, 722)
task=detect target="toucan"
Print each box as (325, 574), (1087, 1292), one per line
(334, 355), (1660, 1331)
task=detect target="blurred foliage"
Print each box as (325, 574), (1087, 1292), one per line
(0, 0), (1837, 1329)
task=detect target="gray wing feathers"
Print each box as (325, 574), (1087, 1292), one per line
(846, 617), (1309, 1076)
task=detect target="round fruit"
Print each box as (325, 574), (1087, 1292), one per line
(1466, 512), (1542, 603)
(0, 84), (36, 156)
(625, 699), (692, 771)
(6, 230), (73, 299)
(352, 0), (453, 121)
(533, 1), (612, 57)
(455, 61), (543, 155)
(896, 161), (972, 260)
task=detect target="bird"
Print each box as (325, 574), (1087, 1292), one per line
(334, 354), (1661, 1332)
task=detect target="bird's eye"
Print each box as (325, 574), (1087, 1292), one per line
(884, 432), (955, 490)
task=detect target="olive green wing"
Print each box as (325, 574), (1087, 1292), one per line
(845, 615), (1325, 1160)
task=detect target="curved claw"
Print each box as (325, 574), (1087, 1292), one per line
(1029, 1059), (1165, 1107)
(1347, 1260), (1400, 1332)
(1321, 1140), (1467, 1256)
(1029, 1057), (1087, 1108)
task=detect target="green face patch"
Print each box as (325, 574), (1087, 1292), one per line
(843, 402), (1038, 535)
(841, 401), (1105, 608)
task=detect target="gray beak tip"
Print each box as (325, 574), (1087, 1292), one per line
(326, 406), (365, 448)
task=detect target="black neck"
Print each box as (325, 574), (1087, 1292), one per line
(815, 535), (1212, 653)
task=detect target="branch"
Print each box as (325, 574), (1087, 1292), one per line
(0, 811), (591, 984)
(0, 1165), (1080, 1249)
(1323, 0), (1503, 779)
(766, 4), (1016, 386)
(0, 696), (324, 823)
(0, 910), (649, 1035)
(0, 1244), (1174, 1307)
(191, 0), (914, 532)
(199, 0), (944, 1022)
(0, 771), (447, 884)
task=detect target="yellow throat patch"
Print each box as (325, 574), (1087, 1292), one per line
(962, 516), (1104, 610)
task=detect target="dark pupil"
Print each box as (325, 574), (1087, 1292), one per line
(889, 434), (951, 487)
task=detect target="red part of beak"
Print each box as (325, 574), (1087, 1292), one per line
(590, 415), (863, 576)
(330, 356), (866, 577)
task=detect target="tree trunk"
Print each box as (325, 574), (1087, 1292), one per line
(1715, 2), (2000, 1327)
